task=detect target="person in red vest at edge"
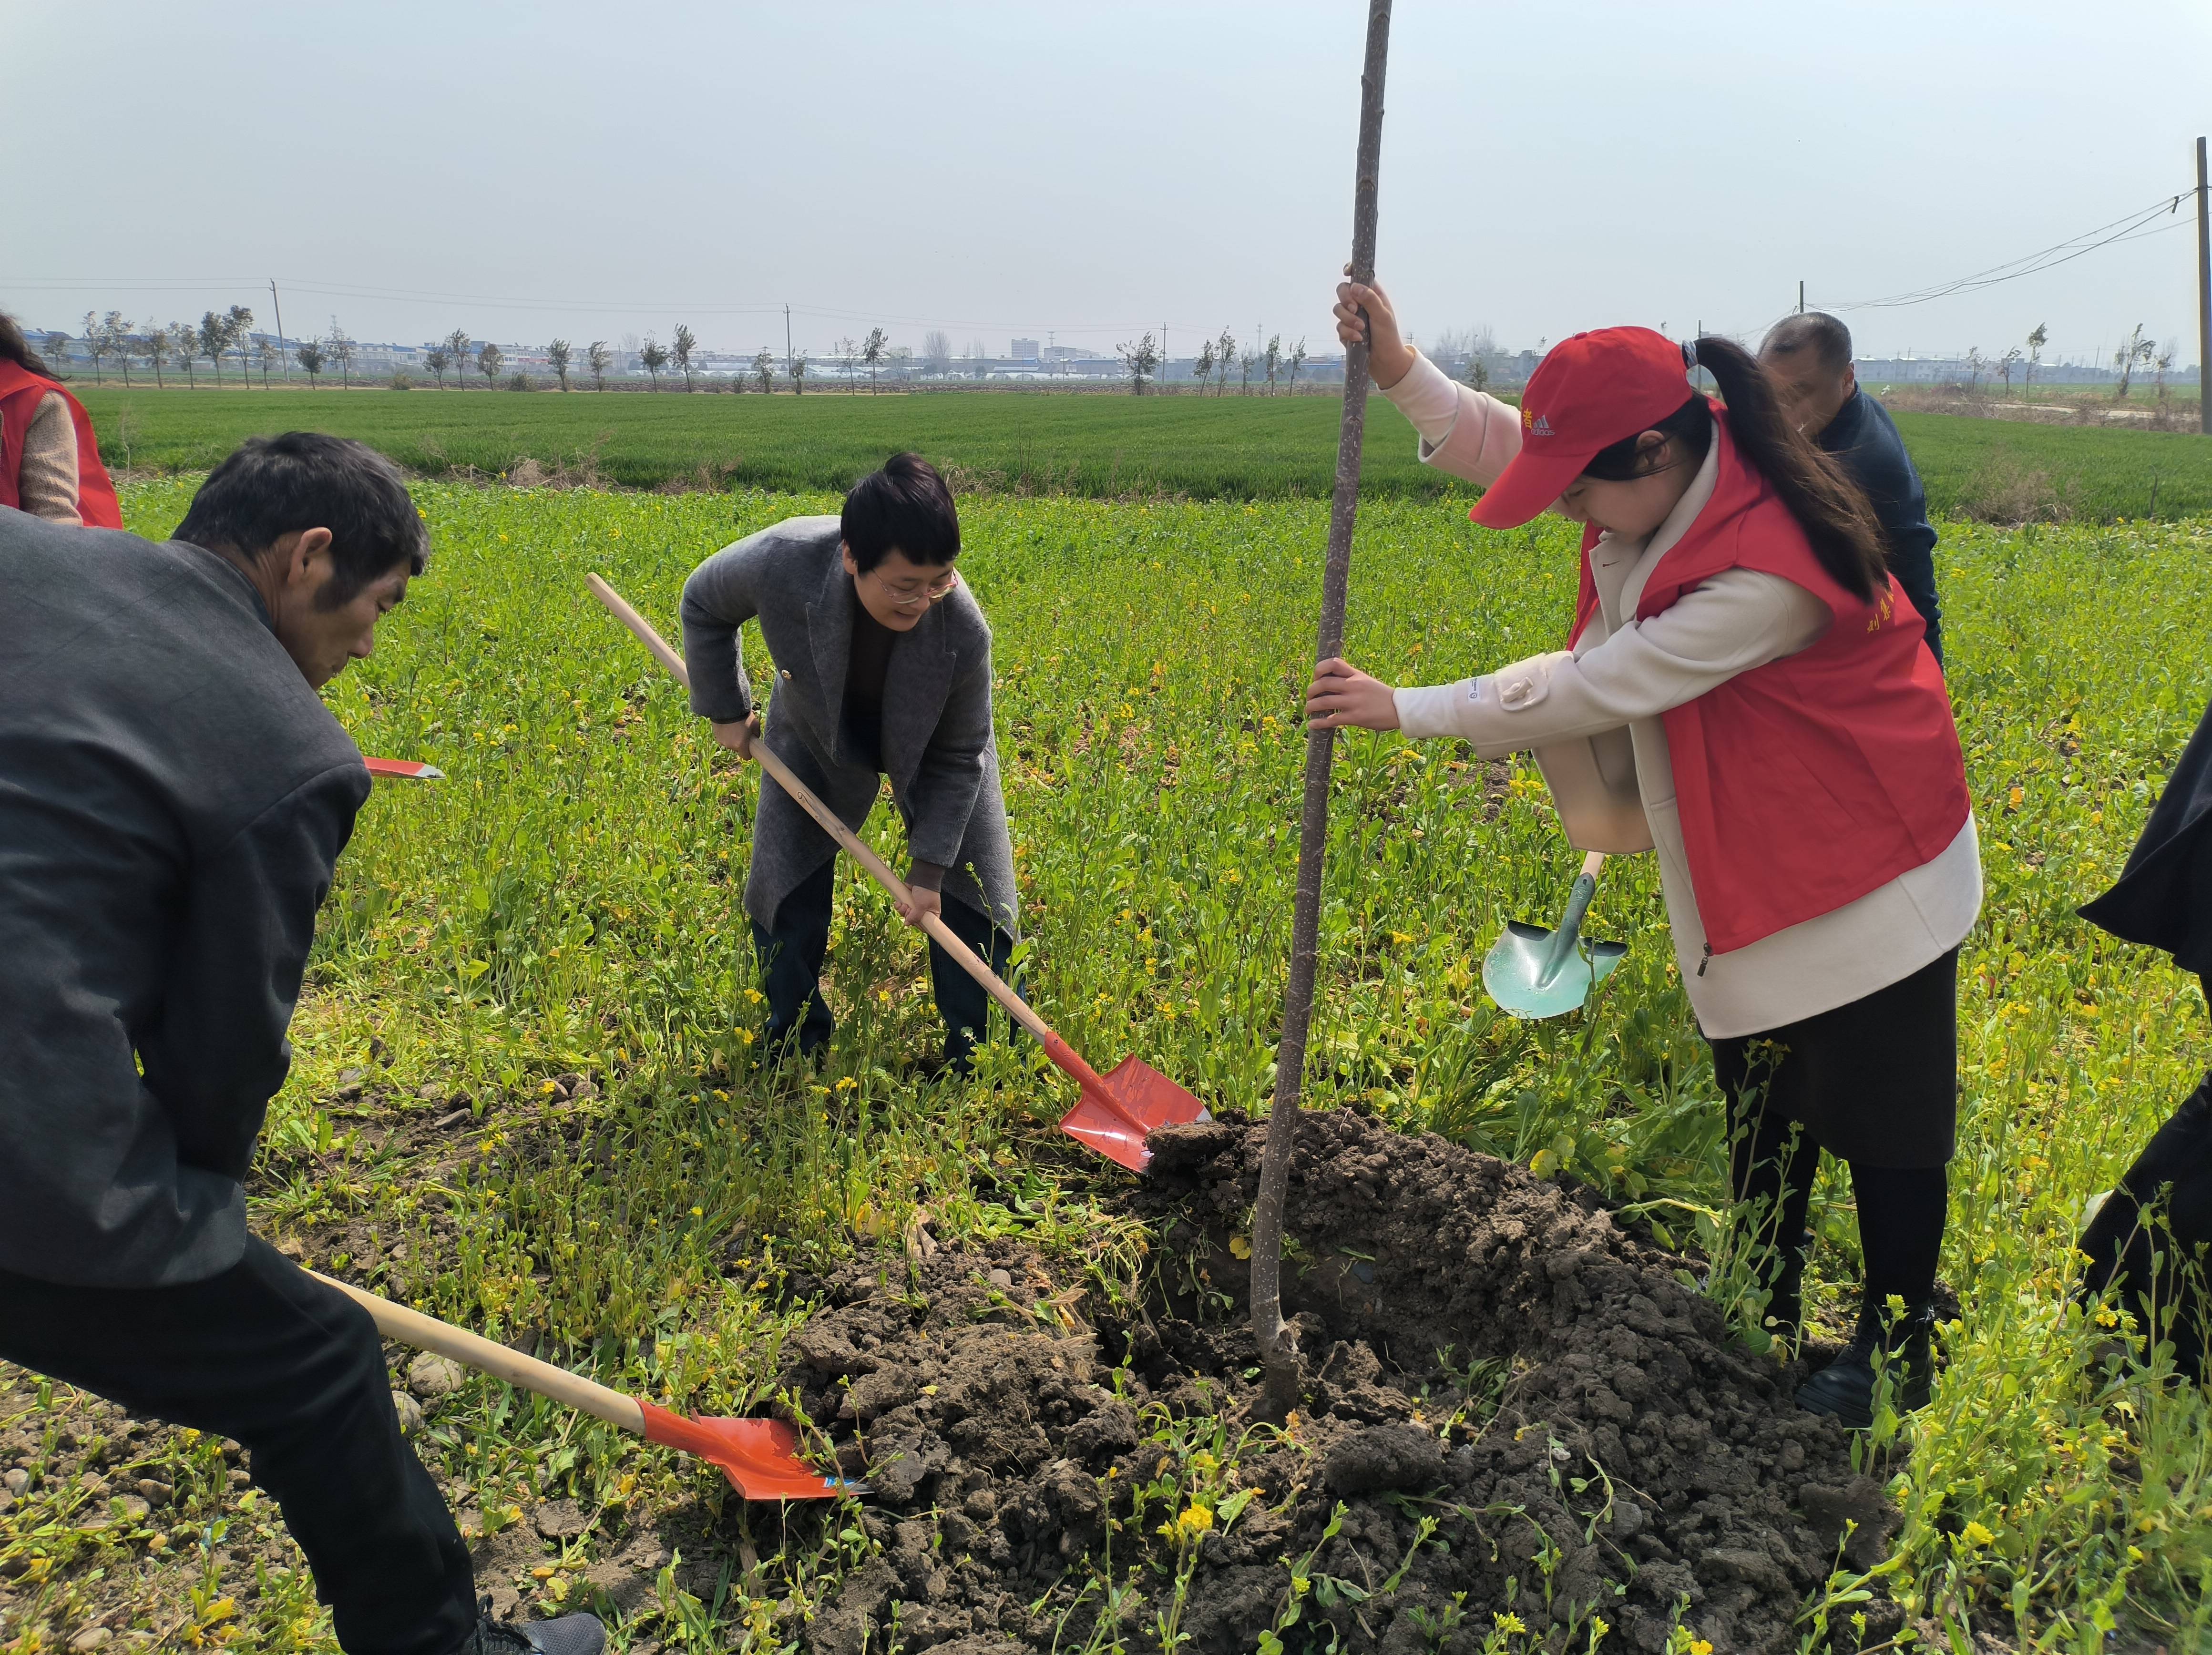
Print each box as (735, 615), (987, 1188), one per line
(1308, 280), (1980, 1430)
(0, 313), (123, 528)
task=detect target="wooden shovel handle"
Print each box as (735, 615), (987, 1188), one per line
(311, 1270), (646, 1436)
(1580, 850), (1605, 880)
(585, 573), (1052, 1047)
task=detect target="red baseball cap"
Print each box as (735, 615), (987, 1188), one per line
(1469, 327), (1699, 529)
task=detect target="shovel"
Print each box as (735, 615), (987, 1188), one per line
(1482, 851), (1628, 1020)
(364, 756), (445, 781)
(584, 572), (1208, 1174)
(312, 1272), (855, 1500)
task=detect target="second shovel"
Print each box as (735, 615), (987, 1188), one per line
(1483, 851), (1628, 1020)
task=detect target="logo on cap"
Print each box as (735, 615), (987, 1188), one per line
(1519, 408), (1554, 437)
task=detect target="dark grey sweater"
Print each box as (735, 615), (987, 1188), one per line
(0, 508), (369, 1287)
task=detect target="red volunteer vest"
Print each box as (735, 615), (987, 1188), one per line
(0, 360), (123, 529)
(1567, 410), (1968, 955)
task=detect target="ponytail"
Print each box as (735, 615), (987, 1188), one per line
(1687, 335), (1887, 603)
(0, 314), (51, 376)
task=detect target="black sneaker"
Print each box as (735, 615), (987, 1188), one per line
(466, 1599), (606, 1655)
(1796, 1301), (1936, 1430)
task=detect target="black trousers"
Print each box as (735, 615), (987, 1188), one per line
(1721, 1080), (1948, 1318)
(753, 858), (1019, 1071)
(1712, 955), (1958, 1319)
(0, 1240), (475, 1655)
(2079, 1056), (2212, 1382)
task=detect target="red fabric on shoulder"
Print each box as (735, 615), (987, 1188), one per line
(0, 360), (123, 529)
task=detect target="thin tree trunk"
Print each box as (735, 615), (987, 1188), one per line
(1250, 0), (1392, 1420)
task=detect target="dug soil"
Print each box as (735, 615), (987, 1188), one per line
(778, 1110), (1901, 1655)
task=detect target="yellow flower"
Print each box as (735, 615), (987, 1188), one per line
(1690, 1642), (1712, 1655)
(1495, 1613), (1528, 1635)
(1174, 1503), (1213, 1538)
(1962, 1520), (1995, 1547)
(837, 1076), (858, 1091)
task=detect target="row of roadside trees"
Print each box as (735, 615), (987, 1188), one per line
(1110, 328), (1310, 395)
(54, 307), (266, 388)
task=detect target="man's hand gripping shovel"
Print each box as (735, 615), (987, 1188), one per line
(584, 573), (1207, 1172)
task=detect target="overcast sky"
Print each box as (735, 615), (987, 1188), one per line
(8, 0), (2210, 367)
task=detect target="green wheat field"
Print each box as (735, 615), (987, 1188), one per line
(0, 470), (2207, 1652)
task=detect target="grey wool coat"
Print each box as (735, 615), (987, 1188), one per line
(679, 516), (1017, 938)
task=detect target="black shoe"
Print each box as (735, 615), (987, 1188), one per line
(1797, 1301), (1936, 1430)
(466, 1599), (606, 1655)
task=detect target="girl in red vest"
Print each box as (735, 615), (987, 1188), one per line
(1309, 283), (1978, 1429)
(0, 314), (123, 529)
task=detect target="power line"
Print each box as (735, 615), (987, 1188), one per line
(1816, 191), (2193, 311)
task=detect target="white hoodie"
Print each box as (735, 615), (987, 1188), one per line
(1380, 352), (1980, 1037)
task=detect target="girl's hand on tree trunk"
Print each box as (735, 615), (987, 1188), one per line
(1333, 277), (1415, 390)
(1305, 657), (1401, 732)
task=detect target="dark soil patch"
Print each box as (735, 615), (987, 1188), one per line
(778, 1111), (1898, 1655)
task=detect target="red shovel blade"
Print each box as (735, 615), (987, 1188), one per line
(1058, 1055), (1209, 1174)
(364, 756), (445, 781)
(639, 1401), (858, 1501)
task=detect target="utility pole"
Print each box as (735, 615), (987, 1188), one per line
(784, 304), (793, 379)
(2196, 135), (2210, 435)
(1798, 279), (1805, 316)
(269, 279), (291, 382)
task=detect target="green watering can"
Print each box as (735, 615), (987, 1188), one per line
(1483, 851), (1628, 1019)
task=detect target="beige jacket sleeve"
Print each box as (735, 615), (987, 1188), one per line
(18, 393), (82, 526)
(1393, 570), (1831, 756)
(1377, 352), (1523, 487)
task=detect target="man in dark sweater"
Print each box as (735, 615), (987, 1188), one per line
(0, 437), (601, 1655)
(680, 453), (1019, 1070)
(1760, 312), (1946, 666)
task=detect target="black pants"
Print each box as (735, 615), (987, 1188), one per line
(0, 1240), (474, 1655)
(1717, 1044), (1949, 1318)
(2079, 1059), (2212, 1382)
(753, 859), (1019, 1072)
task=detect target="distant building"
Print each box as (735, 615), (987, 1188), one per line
(1011, 338), (1039, 361)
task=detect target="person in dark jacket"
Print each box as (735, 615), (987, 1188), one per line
(0, 437), (602, 1655)
(680, 453), (1018, 1071)
(1760, 313), (1946, 667)
(2075, 692), (2212, 1380)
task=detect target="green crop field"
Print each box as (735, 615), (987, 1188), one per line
(67, 383), (2212, 522)
(73, 385), (1452, 502)
(1884, 412), (2212, 524)
(3, 480), (2210, 1652)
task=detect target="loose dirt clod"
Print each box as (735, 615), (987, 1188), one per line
(776, 1112), (1895, 1654)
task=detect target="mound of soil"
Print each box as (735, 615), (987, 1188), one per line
(778, 1112), (1899, 1655)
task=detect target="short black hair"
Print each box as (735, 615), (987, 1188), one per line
(175, 432), (429, 603)
(840, 452), (959, 572)
(1760, 312), (1854, 377)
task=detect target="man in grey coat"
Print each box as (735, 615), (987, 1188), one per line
(681, 453), (1019, 1070)
(0, 436), (602, 1655)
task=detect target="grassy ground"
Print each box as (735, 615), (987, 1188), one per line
(2, 483), (2209, 1652)
(68, 384), (2212, 523)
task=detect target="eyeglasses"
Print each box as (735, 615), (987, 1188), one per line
(870, 568), (958, 609)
